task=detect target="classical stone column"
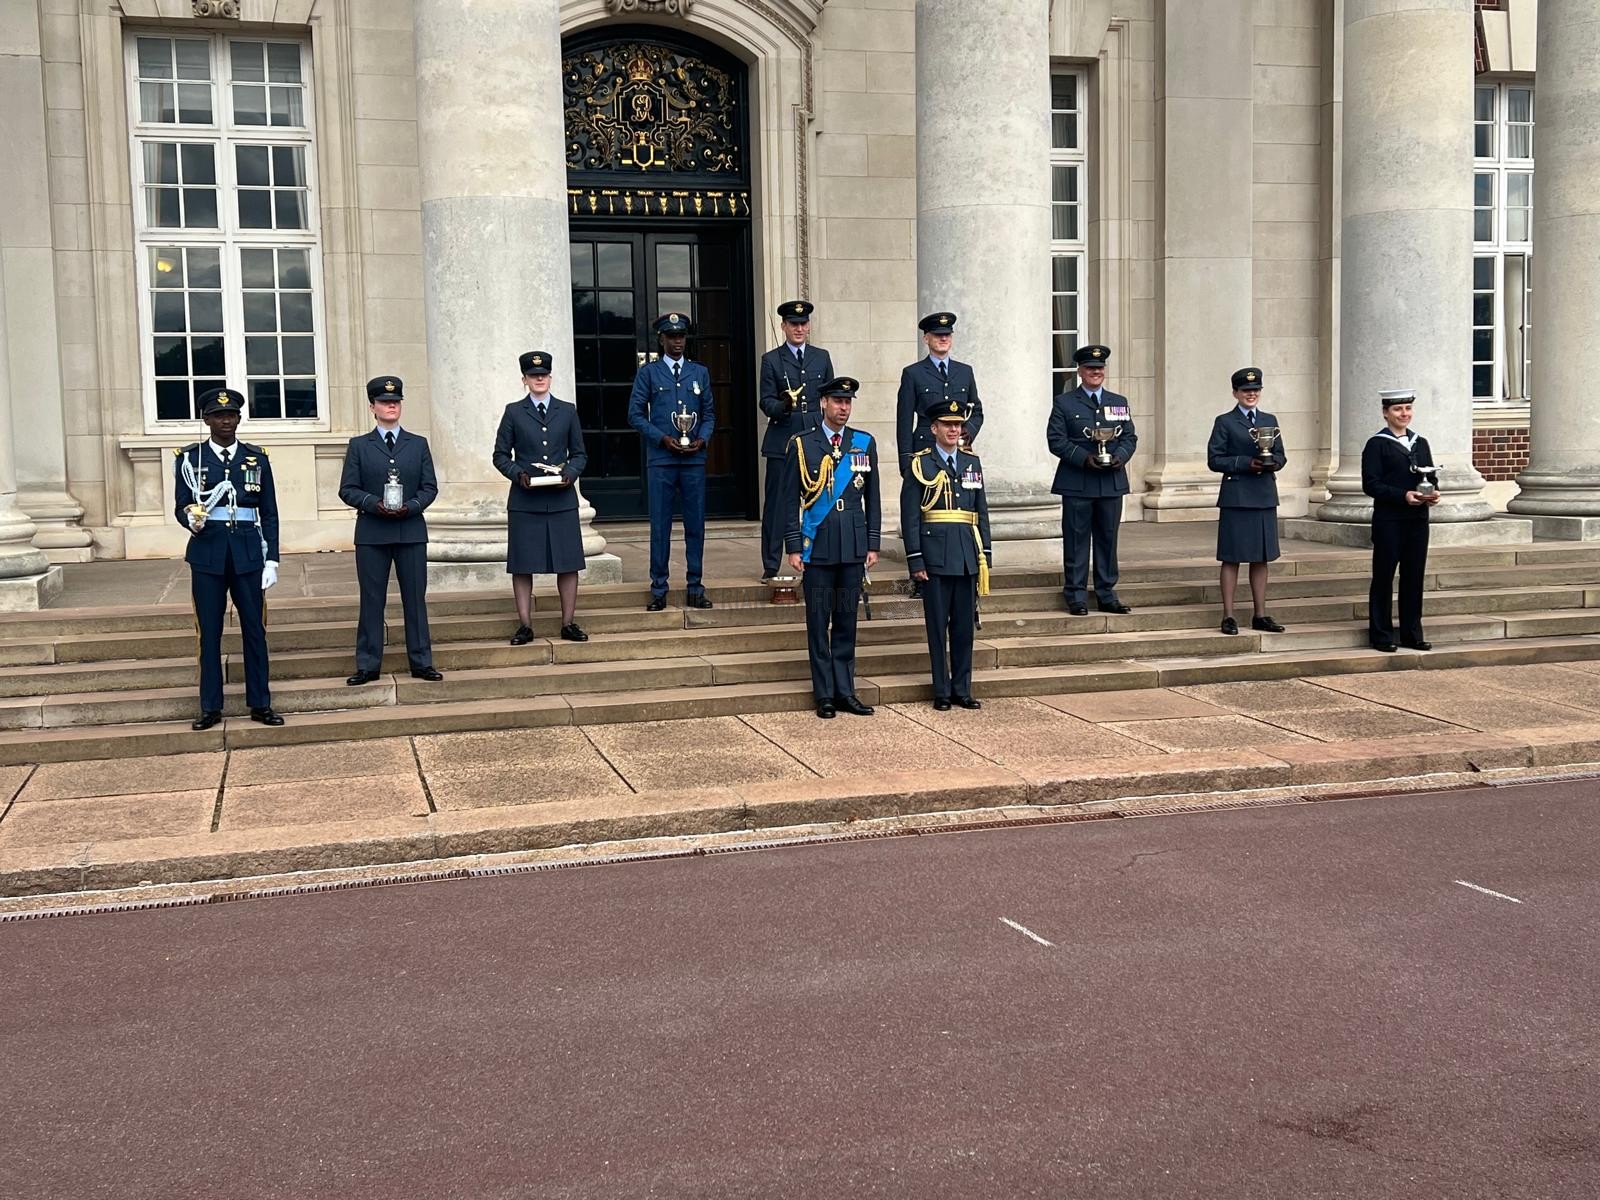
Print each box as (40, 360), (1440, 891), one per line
(1506, 0), (1600, 535)
(1315, 0), (1497, 538)
(0, 254), (63, 610)
(412, 0), (616, 586)
(915, 0), (1058, 554)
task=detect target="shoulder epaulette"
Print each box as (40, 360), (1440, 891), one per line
(241, 442), (267, 456)
(912, 447), (931, 457)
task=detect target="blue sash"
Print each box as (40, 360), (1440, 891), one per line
(801, 430), (868, 563)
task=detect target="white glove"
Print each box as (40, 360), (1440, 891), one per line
(187, 511), (206, 534)
(261, 560), (279, 590)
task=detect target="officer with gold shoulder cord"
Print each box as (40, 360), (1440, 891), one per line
(903, 397), (991, 711)
(758, 299), (831, 579)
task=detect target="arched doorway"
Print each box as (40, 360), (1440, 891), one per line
(562, 28), (757, 522)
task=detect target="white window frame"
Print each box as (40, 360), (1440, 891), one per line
(1050, 68), (1088, 397)
(125, 30), (328, 432)
(1472, 80), (1534, 407)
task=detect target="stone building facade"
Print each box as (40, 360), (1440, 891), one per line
(0, 0), (1592, 605)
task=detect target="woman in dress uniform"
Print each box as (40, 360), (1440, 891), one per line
(1362, 388), (1440, 652)
(492, 350), (588, 645)
(1207, 367), (1288, 635)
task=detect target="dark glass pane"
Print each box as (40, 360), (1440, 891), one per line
(236, 145), (270, 186)
(1052, 165), (1078, 202)
(596, 242), (632, 287)
(194, 377), (225, 402)
(602, 385), (632, 430)
(283, 379), (317, 419)
(190, 335), (225, 376)
(184, 188), (218, 229)
(180, 143), (215, 184)
(274, 190), (307, 230)
(146, 142), (179, 183)
(151, 247), (184, 287)
(1052, 112), (1077, 151)
(1053, 295), (1079, 335)
(597, 290), (634, 334)
(246, 336), (279, 374)
(1473, 293), (1493, 326)
(277, 248), (309, 288)
(233, 85), (268, 126)
(699, 341), (731, 380)
(1474, 173), (1494, 205)
(570, 242), (594, 288)
(153, 291), (187, 332)
(1052, 205), (1078, 241)
(1474, 211), (1493, 242)
(697, 289), (730, 335)
(655, 243), (692, 288)
(571, 290), (597, 335)
(140, 82), (174, 124)
(656, 291), (691, 319)
(239, 190), (272, 228)
(272, 145), (304, 186)
(243, 292), (278, 332)
(231, 42), (265, 83)
(270, 87), (305, 127)
(1472, 329), (1493, 361)
(697, 240), (731, 287)
(174, 40), (210, 80)
(1052, 73), (1075, 110)
(1474, 87), (1494, 121)
(250, 378), (282, 419)
(1474, 126), (1492, 158)
(152, 336), (186, 376)
(573, 339), (600, 384)
(1051, 254), (1078, 292)
(188, 247), (221, 288)
(279, 291), (313, 332)
(138, 38), (173, 81)
(1053, 333), (1077, 372)
(240, 248), (276, 288)
(176, 84), (212, 124)
(601, 432), (638, 478)
(1473, 364), (1493, 397)
(155, 379), (190, 421)
(267, 43), (302, 83)
(600, 339), (637, 385)
(188, 291), (224, 332)
(280, 335), (315, 375)
(1474, 256), (1494, 288)
(575, 386), (602, 425)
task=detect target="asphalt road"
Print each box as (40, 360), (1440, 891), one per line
(4, 781), (1599, 1199)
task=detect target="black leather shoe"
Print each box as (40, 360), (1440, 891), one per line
(1251, 615), (1285, 633)
(646, 595), (667, 612)
(1068, 603), (1089, 616)
(411, 666), (444, 681)
(1402, 639), (1432, 651)
(685, 592), (714, 609)
(191, 710), (221, 731)
(560, 623), (588, 642)
(347, 669), (380, 686)
(1220, 617), (1239, 635)
(760, 572), (776, 583)
(1096, 599), (1134, 615)
(836, 695), (875, 717)
(250, 706), (285, 726)
(1370, 641), (1398, 653)
(509, 624), (534, 646)
(933, 697), (953, 711)
(909, 581), (924, 600)
(816, 700), (836, 719)
(953, 696), (982, 710)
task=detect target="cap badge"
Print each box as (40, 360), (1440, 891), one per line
(791, 303), (804, 314)
(1091, 348), (1104, 359)
(938, 315), (950, 326)
(1246, 371), (1257, 382)
(384, 380), (395, 392)
(217, 395), (231, 405)
(533, 356), (544, 366)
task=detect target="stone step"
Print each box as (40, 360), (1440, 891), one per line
(1257, 614), (1507, 652)
(0, 674), (392, 733)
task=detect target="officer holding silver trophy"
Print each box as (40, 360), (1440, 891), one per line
(1362, 388), (1441, 652)
(1207, 367), (1288, 635)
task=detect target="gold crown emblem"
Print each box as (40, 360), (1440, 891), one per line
(384, 380), (396, 392)
(938, 315), (950, 326)
(626, 55), (652, 83)
(217, 395), (231, 405)
(1246, 371), (1257, 381)
(1091, 349), (1104, 359)
(533, 356), (544, 366)
(791, 303), (804, 314)
(946, 401), (959, 413)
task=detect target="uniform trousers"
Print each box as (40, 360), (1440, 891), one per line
(648, 463), (707, 596)
(1061, 495), (1123, 605)
(922, 572), (977, 699)
(760, 460), (787, 575)
(192, 545), (270, 713)
(802, 561), (864, 701)
(354, 541), (432, 672)
(1369, 520), (1428, 646)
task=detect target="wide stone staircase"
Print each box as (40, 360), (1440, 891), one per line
(4, 541), (1600, 767)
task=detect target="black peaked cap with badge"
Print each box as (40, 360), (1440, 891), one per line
(519, 351), (553, 377)
(1231, 367), (1263, 392)
(1073, 344), (1111, 367)
(919, 312), (957, 333)
(654, 312), (691, 335)
(366, 375), (404, 400)
(197, 387), (246, 416)
(779, 300), (814, 323)
(819, 376), (859, 398)
(922, 396), (968, 423)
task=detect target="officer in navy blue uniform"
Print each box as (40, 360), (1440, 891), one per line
(628, 312), (716, 611)
(903, 397), (992, 711)
(784, 376), (881, 719)
(895, 310), (984, 477)
(1363, 388), (1440, 652)
(758, 299), (832, 579)
(494, 350), (590, 644)
(1046, 343), (1137, 615)
(1207, 367), (1288, 636)
(172, 387), (283, 730)
(338, 375), (441, 685)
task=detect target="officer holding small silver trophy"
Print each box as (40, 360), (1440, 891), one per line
(1207, 367), (1288, 635)
(1362, 388), (1441, 652)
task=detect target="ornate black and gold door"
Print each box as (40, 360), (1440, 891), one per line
(563, 28), (756, 522)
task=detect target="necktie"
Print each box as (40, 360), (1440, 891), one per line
(796, 348), (804, 371)
(945, 454), (957, 474)
(536, 404), (547, 420)
(673, 362), (681, 384)
(1248, 411), (1256, 427)
(384, 431), (395, 451)
(939, 361), (948, 382)
(219, 448), (230, 469)
(831, 433), (841, 453)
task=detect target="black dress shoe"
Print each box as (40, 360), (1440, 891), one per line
(1220, 616), (1239, 635)
(1370, 641), (1398, 653)
(1096, 599), (1134, 615)
(347, 669), (380, 686)
(250, 706), (285, 726)
(933, 697), (953, 711)
(411, 666), (444, 681)
(191, 710), (221, 731)
(1068, 603), (1089, 616)
(835, 695), (875, 717)
(953, 696), (982, 710)
(1251, 615), (1285, 633)
(646, 595), (667, 612)
(1402, 639), (1432, 651)
(816, 700), (836, 719)
(760, 572), (776, 583)
(560, 623), (588, 642)
(509, 624), (534, 646)
(909, 581), (924, 600)
(685, 592), (714, 609)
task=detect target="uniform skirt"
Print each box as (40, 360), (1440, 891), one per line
(1216, 507), (1280, 564)
(507, 508), (586, 575)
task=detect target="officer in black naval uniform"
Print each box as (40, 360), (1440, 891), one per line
(1363, 388), (1440, 652)
(1046, 343), (1137, 615)
(758, 299), (832, 579)
(493, 350), (589, 645)
(172, 387), (283, 730)
(1207, 366), (1288, 636)
(338, 375), (442, 685)
(895, 310), (984, 477)
(784, 376), (881, 719)
(903, 397), (992, 711)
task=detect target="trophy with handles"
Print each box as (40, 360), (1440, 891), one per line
(1248, 424), (1281, 466)
(672, 401), (698, 448)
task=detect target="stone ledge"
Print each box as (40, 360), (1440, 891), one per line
(1282, 517), (1534, 547)
(0, 568), (64, 613)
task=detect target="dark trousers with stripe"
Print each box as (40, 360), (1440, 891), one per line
(1061, 495), (1123, 606)
(192, 548), (269, 713)
(760, 458), (787, 575)
(1369, 519), (1428, 646)
(922, 571), (978, 700)
(354, 541), (432, 672)
(802, 561), (864, 701)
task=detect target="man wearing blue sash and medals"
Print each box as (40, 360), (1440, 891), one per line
(783, 375), (881, 719)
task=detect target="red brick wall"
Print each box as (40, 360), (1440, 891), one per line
(1474, 427), (1528, 482)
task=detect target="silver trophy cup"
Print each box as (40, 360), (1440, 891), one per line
(1082, 424), (1123, 467)
(1247, 424), (1280, 461)
(1412, 463), (1443, 499)
(672, 403), (699, 447)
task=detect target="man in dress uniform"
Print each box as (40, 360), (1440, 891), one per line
(172, 387), (283, 730)
(493, 351), (589, 644)
(1046, 343), (1137, 616)
(1362, 388), (1440, 652)
(628, 312), (716, 611)
(903, 398), (992, 711)
(784, 376), (881, 719)
(758, 299), (832, 580)
(338, 375), (442, 685)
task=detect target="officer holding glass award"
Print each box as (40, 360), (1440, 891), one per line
(338, 375), (442, 685)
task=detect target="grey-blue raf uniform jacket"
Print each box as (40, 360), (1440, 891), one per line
(172, 441), (279, 573)
(901, 449), (993, 576)
(338, 428), (438, 544)
(628, 357), (715, 467)
(782, 425), (882, 565)
(1046, 386), (1138, 498)
(493, 395), (588, 514)
(895, 357), (984, 474)
(1207, 408), (1287, 509)
(758, 343), (832, 458)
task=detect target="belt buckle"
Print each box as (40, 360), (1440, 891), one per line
(835, 499), (845, 511)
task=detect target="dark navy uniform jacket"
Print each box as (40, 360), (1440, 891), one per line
(1363, 431), (1436, 524)
(493, 395), (588, 515)
(783, 424), (882, 565)
(628, 357), (716, 467)
(1207, 407), (1287, 510)
(338, 428), (438, 544)
(758, 343), (832, 458)
(895, 357), (984, 473)
(900, 448), (993, 576)
(172, 441), (279, 573)
(1046, 386), (1138, 498)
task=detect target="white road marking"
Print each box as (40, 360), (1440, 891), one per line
(1000, 917), (1054, 947)
(1454, 880), (1524, 904)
